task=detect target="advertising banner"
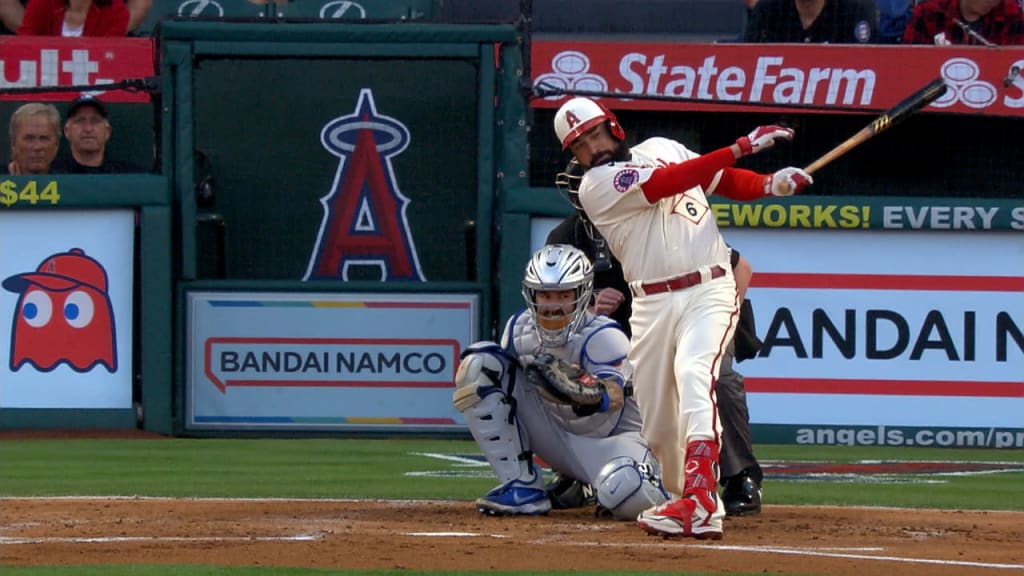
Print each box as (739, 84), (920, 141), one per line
(531, 41), (1024, 117)
(719, 229), (1023, 444)
(186, 291), (478, 431)
(0, 210), (135, 408)
(711, 197), (1024, 231)
(0, 37), (155, 103)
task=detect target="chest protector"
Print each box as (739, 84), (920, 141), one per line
(509, 311), (639, 438)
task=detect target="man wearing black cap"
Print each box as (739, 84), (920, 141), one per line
(52, 95), (141, 174)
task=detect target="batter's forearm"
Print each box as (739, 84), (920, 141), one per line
(710, 167), (769, 201)
(640, 147), (737, 203)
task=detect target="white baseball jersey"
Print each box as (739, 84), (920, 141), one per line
(575, 136), (739, 509)
(577, 137), (732, 284)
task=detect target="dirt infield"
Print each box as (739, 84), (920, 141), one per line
(2, 498), (1021, 575)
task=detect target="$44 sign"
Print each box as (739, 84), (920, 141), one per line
(0, 180), (61, 207)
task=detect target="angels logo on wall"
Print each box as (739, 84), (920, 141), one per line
(2, 248), (117, 372)
(304, 88), (426, 282)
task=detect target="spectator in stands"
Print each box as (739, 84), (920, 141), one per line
(744, 0), (880, 43)
(3, 0), (149, 33)
(5, 103), (61, 175)
(17, 0), (129, 36)
(1, 0), (24, 33)
(903, 0), (1023, 44)
(52, 95), (141, 173)
(877, 0), (913, 42)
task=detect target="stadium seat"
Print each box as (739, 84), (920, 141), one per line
(270, 0), (434, 20)
(438, 0), (747, 40)
(133, 0), (272, 36)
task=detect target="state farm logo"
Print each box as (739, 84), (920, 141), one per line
(0, 49), (114, 90)
(536, 51), (876, 106)
(319, 0), (366, 19)
(177, 0), (224, 16)
(533, 51), (608, 101)
(931, 58), (997, 109)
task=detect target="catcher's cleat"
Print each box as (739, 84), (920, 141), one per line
(476, 479), (552, 516)
(636, 495), (723, 540)
(722, 474), (762, 517)
(546, 473), (596, 510)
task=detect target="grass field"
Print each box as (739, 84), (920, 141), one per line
(1, 438), (1022, 575)
(1, 438), (1022, 509)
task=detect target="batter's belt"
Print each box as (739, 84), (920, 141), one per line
(629, 265), (727, 297)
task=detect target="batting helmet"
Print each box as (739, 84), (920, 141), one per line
(553, 97), (625, 150)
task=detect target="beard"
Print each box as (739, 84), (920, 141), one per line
(591, 141), (630, 168)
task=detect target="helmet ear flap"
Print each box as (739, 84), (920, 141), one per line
(608, 117), (625, 142)
(596, 101), (625, 142)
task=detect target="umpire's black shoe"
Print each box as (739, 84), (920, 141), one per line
(722, 474), (762, 517)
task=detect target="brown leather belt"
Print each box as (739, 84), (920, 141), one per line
(632, 265), (727, 297)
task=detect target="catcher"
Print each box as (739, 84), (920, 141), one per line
(453, 244), (668, 519)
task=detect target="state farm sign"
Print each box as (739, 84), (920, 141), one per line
(0, 37), (154, 103)
(532, 42), (1024, 117)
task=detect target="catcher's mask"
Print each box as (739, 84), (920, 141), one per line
(553, 96), (625, 150)
(522, 244), (594, 347)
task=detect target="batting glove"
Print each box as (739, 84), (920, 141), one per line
(736, 125), (794, 157)
(763, 167), (813, 197)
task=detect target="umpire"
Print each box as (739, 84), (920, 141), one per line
(546, 159), (763, 516)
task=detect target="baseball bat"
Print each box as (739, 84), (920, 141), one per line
(803, 78), (949, 175)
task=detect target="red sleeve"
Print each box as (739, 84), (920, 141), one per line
(106, 1), (130, 36)
(84, 0), (129, 36)
(640, 146), (737, 203)
(17, 0), (55, 35)
(710, 167), (767, 201)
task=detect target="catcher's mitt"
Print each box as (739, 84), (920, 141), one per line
(525, 353), (609, 409)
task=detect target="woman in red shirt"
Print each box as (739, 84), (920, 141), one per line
(17, 0), (129, 36)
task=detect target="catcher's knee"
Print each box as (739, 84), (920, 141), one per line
(594, 456), (669, 521)
(453, 341), (509, 412)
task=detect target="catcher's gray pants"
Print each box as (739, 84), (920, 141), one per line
(717, 341), (763, 485)
(512, 377), (651, 487)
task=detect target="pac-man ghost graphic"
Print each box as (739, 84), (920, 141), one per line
(2, 248), (117, 372)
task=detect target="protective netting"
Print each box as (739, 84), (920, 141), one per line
(528, 105), (1021, 199)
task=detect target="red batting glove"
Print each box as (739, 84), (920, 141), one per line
(762, 167), (813, 196)
(736, 125), (794, 157)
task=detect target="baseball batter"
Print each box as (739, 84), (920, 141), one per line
(553, 96), (812, 539)
(453, 244), (668, 520)
(550, 158), (766, 517)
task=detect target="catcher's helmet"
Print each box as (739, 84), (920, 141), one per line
(553, 97), (625, 150)
(522, 244), (594, 347)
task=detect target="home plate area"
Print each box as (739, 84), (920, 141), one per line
(1, 497), (1020, 575)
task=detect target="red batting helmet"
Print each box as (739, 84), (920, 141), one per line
(553, 97), (625, 150)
